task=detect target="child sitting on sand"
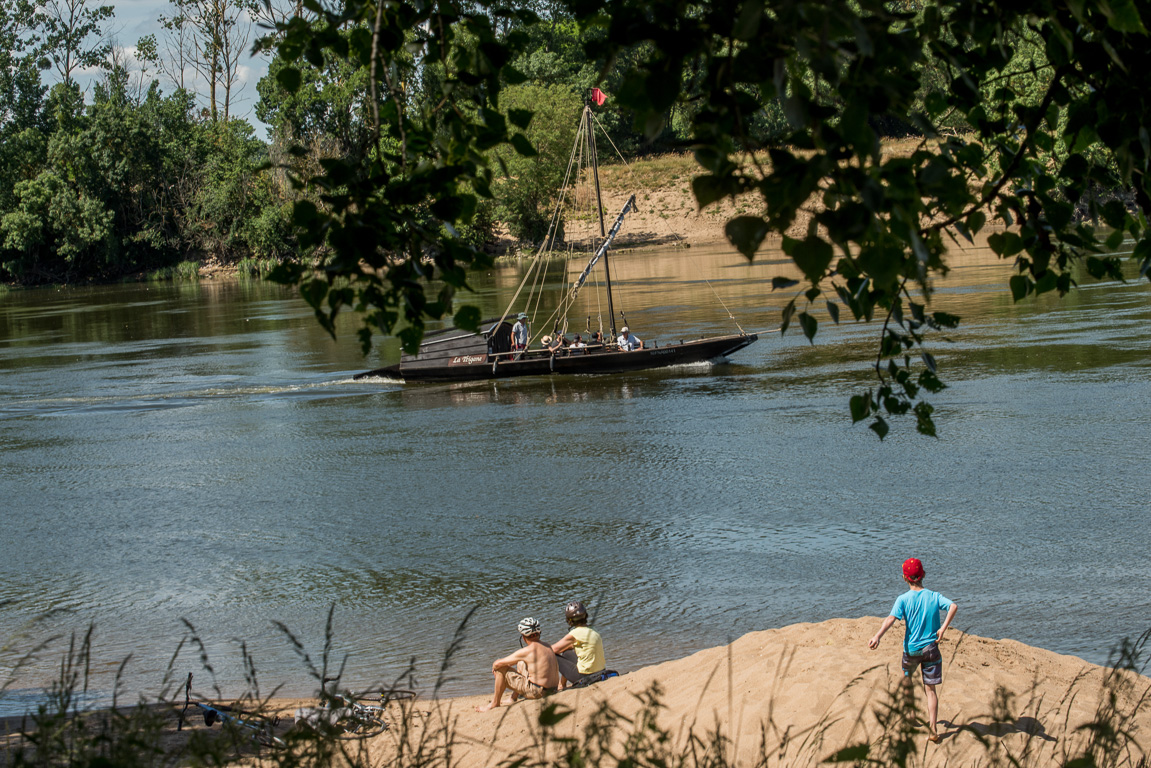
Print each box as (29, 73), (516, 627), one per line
(868, 557), (958, 743)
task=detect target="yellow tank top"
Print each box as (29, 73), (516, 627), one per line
(570, 625), (605, 674)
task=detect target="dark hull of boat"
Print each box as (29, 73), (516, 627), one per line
(354, 333), (758, 382)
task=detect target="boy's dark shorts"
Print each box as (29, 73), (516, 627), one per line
(902, 642), (943, 685)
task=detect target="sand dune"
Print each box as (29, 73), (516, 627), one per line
(383, 617), (1150, 767)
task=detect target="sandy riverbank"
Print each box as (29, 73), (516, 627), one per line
(397, 617), (1150, 767)
(49, 616), (1145, 768)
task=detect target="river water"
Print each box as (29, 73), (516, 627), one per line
(1, 242), (1149, 713)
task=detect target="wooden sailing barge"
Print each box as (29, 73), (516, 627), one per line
(356, 104), (758, 383)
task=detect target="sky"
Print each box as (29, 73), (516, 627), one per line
(73, 0), (273, 138)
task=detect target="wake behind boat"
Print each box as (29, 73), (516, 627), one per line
(355, 102), (758, 383)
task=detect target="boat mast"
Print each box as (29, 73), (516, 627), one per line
(586, 103), (617, 338)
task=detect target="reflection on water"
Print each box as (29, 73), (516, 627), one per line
(1, 243), (1150, 713)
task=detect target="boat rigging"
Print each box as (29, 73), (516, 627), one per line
(354, 101), (757, 382)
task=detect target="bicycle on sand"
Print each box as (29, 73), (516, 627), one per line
(292, 676), (417, 740)
(179, 673), (287, 749)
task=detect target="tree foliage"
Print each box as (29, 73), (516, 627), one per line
(493, 82), (581, 242)
(562, 0), (1151, 436)
(6, 0), (1151, 435)
(256, 0), (1151, 435)
(259, 0), (540, 354)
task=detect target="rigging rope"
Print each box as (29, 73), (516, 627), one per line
(682, 242), (748, 335)
(495, 114), (589, 344)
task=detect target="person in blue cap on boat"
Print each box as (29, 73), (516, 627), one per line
(511, 313), (529, 352)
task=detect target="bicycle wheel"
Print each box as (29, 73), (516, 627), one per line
(334, 703), (387, 740)
(381, 689), (417, 703)
(254, 725), (288, 749)
(235, 711), (288, 749)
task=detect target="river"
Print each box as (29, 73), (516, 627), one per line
(1, 241), (1149, 713)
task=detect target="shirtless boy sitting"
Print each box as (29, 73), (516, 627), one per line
(475, 617), (560, 712)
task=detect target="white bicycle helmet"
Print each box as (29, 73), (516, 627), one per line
(518, 617), (541, 636)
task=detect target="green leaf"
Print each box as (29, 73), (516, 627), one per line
(921, 351), (937, 373)
(1056, 272), (1073, 295)
(798, 311), (818, 343)
(1104, 229), (1125, 251)
(1104, 0), (1148, 33)
(849, 394), (871, 423)
(507, 108), (533, 129)
(503, 66), (528, 85)
(931, 311), (960, 329)
(724, 216), (768, 259)
(919, 369), (947, 393)
(731, 0), (763, 41)
(780, 298), (796, 334)
(1061, 153), (1088, 179)
(826, 301), (840, 324)
(398, 326), (425, 356)
(276, 67), (302, 92)
(693, 175), (730, 208)
(987, 231), (1023, 257)
(869, 417), (890, 440)
(1102, 200), (1127, 228)
(914, 401), (937, 437)
(967, 210), (986, 234)
(1009, 274), (1030, 302)
(300, 278), (328, 311)
(1034, 270), (1058, 295)
(771, 276), (800, 290)
(267, 262), (304, 286)
(453, 305), (481, 332)
(786, 236), (833, 283)
(510, 133), (537, 157)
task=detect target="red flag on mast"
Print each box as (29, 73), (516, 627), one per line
(591, 87), (607, 106)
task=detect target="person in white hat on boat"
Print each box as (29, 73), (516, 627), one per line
(616, 326), (643, 351)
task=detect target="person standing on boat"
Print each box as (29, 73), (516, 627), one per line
(511, 313), (530, 352)
(552, 601), (607, 688)
(617, 326), (644, 351)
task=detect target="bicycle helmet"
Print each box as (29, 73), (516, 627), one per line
(565, 600), (588, 626)
(518, 617), (542, 637)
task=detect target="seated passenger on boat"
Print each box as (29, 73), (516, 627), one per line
(617, 326), (644, 351)
(512, 313), (529, 352)
(570, 334), (587, 353)
(541, 335), (563, 353)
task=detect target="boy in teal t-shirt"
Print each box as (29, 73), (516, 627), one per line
(868, 557), (958, 743)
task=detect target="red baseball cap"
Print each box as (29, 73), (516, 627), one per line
(903, 557), (925, 581)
